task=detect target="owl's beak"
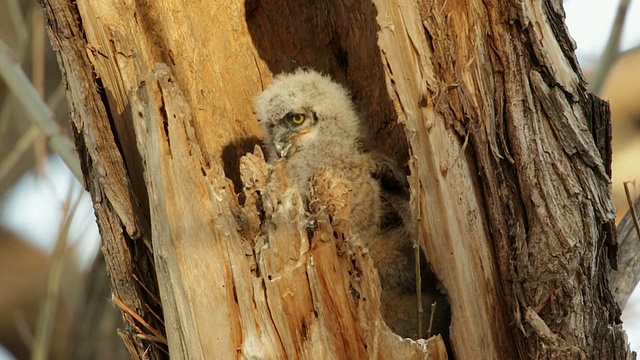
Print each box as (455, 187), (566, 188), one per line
(273, 140), (293, 158)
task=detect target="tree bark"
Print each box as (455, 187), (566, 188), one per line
(38, 0), (632, 359)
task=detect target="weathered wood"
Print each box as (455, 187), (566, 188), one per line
(377, 0), (626, 359)
(374, 1), (516, 358)
(38, 0), (164, 357)
(132, 64), (248, 358)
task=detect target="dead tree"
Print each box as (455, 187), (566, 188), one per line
(38, 0), (632, 358)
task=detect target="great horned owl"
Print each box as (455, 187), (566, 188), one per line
(255, 68), (450, 345)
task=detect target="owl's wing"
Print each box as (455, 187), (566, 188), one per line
(369, 150), (410, 198)
(368, 150), (412, 231)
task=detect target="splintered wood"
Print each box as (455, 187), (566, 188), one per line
(238, 148), (448, 359)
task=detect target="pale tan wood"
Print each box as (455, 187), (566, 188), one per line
(373, 1), (514, 358)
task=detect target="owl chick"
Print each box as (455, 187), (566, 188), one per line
(254, 69), (382, 240)
(255, 68), (450, 346)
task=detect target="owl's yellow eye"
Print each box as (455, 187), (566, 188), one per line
(290, 113), (306, 125)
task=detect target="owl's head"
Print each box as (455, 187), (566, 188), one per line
(255, 68), (361, 159)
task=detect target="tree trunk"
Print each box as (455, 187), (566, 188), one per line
(38, 0), (632, 359)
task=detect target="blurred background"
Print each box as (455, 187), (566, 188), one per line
(0, 0), (639, 359)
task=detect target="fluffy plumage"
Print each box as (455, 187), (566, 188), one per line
(255, 68), (450, 344)
(255, 69), (382, 241)
(255, 70), (367, 193)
